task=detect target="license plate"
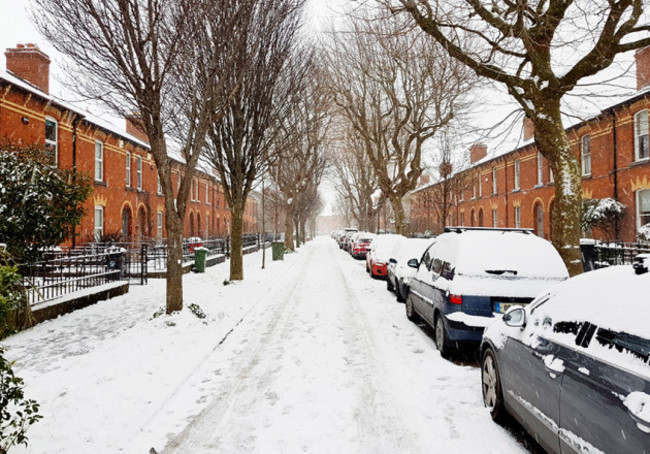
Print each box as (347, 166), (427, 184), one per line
(495, 302), (520, 313)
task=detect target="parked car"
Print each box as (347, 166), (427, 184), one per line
(351, 232), (376, 260)
(481, 255), (650, 454)
(405, 227), (568, 357)
(338, 228), (357, 249)
(387, 237), (434, 302)
(366, 234), (402, 278)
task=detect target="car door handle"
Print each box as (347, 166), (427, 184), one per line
(542, 355), (565, 379)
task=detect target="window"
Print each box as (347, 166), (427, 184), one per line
(137, 156), (142, 190)
(581, 134), (591, 176)
(472, 179), (476, 199)
(492, 167), (497, 194)
(550, 166), (554, 183)
(176, 170), (181, 196)
(536, 204), (544, 238)
(206, 183), (210, 204)
(514, 159), (520, 190)
(634, 110), (649, 161)
(492, 208), (498, 227)
(126, 152), (131, 188)
(94, 206), (104, 241)
(157, 174), (162, 195)
(537, 152), (543, 185)
(95, 141), (104, 181)
(515, 206), (521, 228)
(45, 117), (58, 164)
(157, 211), (163, 239)
(460, 212), (465, 226)
(638, 189), (650, 232)
(478, 175), (483, 198)
(206, 213), (210, 238)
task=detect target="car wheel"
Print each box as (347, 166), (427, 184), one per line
(482, 348), (506, 422)
(387, 278), (394, 292)
(434, 315), (451, 357)
(405, 295), (420, 322)
(395, 284), (405, 303)
(366, 262), (370, 273)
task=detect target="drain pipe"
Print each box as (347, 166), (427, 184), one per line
(609, 108), (619, 241)
(72, 114), (81, 248)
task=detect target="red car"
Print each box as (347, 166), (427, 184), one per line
(351, 233), (376, 260)
(366, 234), (401, 278)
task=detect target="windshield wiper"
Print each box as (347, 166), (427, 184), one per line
(485, 269), (518, 276)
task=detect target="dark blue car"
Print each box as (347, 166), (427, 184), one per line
(481, 256), (650, 454)
(405, 227), (568, 357)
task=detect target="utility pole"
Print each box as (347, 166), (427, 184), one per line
(262, 174), (266, 269)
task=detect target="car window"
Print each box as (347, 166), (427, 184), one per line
(421, 246), (433, 271)
(594, 328), (650, 364)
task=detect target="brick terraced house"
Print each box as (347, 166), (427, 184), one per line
(409, 47), (650, 244)
(0, 43), (258, 245)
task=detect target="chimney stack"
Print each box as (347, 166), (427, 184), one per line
(636, 46), (650, 91)
(469, 143), (487, 164)
(5, 43), (51, 94)
(125, 113), (150, 144)
(523, 117), (535, 141)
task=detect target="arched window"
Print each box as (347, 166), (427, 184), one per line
(638, 189), (650, 232)
(478, 208), (484, 227)
(535, 204), (544, 238)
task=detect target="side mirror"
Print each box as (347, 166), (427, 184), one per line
(503, 307), (526, 328)
(407, 258), (419, 268)
(389, 258), (397, 264)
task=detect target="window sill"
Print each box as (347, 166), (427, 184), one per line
(582, 174), (592, 180)
(630, 158), (649, 167)
(94, 180), (107, 187)
(126, 186), (135, 192)
(512, 188), (520, 193)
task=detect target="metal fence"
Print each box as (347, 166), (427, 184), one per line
(20, 248), (129, 306)
(582, 241), (650, 270)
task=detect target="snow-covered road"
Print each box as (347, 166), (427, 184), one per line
(5, 237), (531, 453)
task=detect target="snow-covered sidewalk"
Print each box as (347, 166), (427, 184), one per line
(4, 238), (529, 453)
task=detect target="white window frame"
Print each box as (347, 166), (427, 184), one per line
(126, 152), (131, 188)
(95, 140), (104, 182)
(206, 182), (210, 205)
(478, 174), (483, 198)
(94, 205), (104, 241)
(157, 211), (163, 239)
(637, 189), (650, 232)
(492, 167), (497, 194)
(176, 170), (181, 195)
(634, 110), (649, 162)
(472, 179), (476, 199)
(492, 208), (498, 227)
(157, 174), (162, 195)
(514, 159), (521, 190)
(206, 213), (210, 238)
(537, 152), (543, 185)
(45, 116), (58, 165)
(515, 206), (521, 228)
(581, 134), (591, 176)
(137, 156), (142, 190)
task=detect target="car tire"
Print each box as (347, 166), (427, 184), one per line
(405, 295), (420, 322)
(434, 314), (451, 357)
(366, 263), (370, 273)
(481, 347), (506, 422)
(387, 278), (394, 292)
(395, 284), (405, 303)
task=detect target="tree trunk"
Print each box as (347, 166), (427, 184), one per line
(230, 206), (244, 280)
(300, 220), (306, 243)
(294, 218), (300, 247)
(389, 195), (408, 235)
(534, 107), (584, 276)
(165, 212), (184, 314)
(284, 203), (295, 251)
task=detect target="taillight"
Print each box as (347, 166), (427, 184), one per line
(450, 294), (462, 305)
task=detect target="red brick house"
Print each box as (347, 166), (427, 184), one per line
(409, 48), (650, 244)
(0, 43), (258, 244)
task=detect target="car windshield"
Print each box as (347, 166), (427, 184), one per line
(456, 231), (567, 278)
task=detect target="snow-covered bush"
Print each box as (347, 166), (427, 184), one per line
(0, 345), (42, 454)
(638, 223), (650, 243)
(0, 251), (33, 338)
(581, 198), (625, 238)
(0, 142), (91, 262)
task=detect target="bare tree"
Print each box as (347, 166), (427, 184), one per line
(33, 0), (245, 313)
(274, 61), (331, 251)
(325, 10), (475, 235)
(384, 0), (650, 275)
(205, 0), (306, 280)
(330, 124), (380, 232)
